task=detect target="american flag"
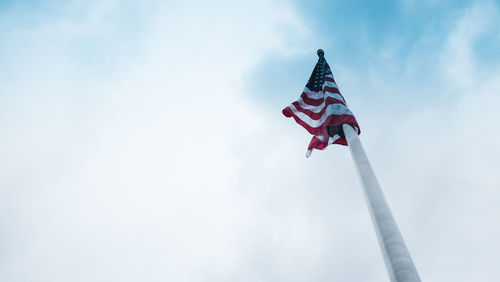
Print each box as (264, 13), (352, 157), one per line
(282, 50), (360, 157)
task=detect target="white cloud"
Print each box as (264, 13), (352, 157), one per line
(353, 2), (500, 281)
(440, 1), (500, 87)
(0, 1), (328, 281)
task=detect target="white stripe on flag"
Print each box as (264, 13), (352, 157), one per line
(323, 80), (338, 89)
(287, 103), (354, 128)
(303, 88), (344, 101)
(298, 93), (346, 113)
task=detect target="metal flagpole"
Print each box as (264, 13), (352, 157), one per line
(342, 124), (421, 282)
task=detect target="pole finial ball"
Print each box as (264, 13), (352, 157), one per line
(317, 49), (324, 57)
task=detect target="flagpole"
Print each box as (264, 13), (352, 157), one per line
(342, 124), (421, 282)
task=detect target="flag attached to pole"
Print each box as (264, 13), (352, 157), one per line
(282, 49), (360, 157)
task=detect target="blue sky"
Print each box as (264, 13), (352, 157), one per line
(248, 0), (500, 103)
(1, 1), (500, 281)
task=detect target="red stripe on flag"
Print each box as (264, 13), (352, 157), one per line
(325, 76), (335, 83)
(300, 91), (344, 106)
(282, 107), (360, 136)
(307, 134), (348, 152)
(292, 98), (346, 120)
(323, 86), (340, 94)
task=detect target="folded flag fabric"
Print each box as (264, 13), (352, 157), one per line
(282, 50), (360, 157)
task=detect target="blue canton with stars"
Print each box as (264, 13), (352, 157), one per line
(305, 56), (333, 92)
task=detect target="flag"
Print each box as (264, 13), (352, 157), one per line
(282, 50), (360, 157)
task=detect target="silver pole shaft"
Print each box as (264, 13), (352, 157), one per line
(342, 124), (421, 282)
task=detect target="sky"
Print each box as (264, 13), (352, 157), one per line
(1, 0), (500, 281)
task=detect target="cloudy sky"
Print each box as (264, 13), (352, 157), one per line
(1, 0), (500, 281)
